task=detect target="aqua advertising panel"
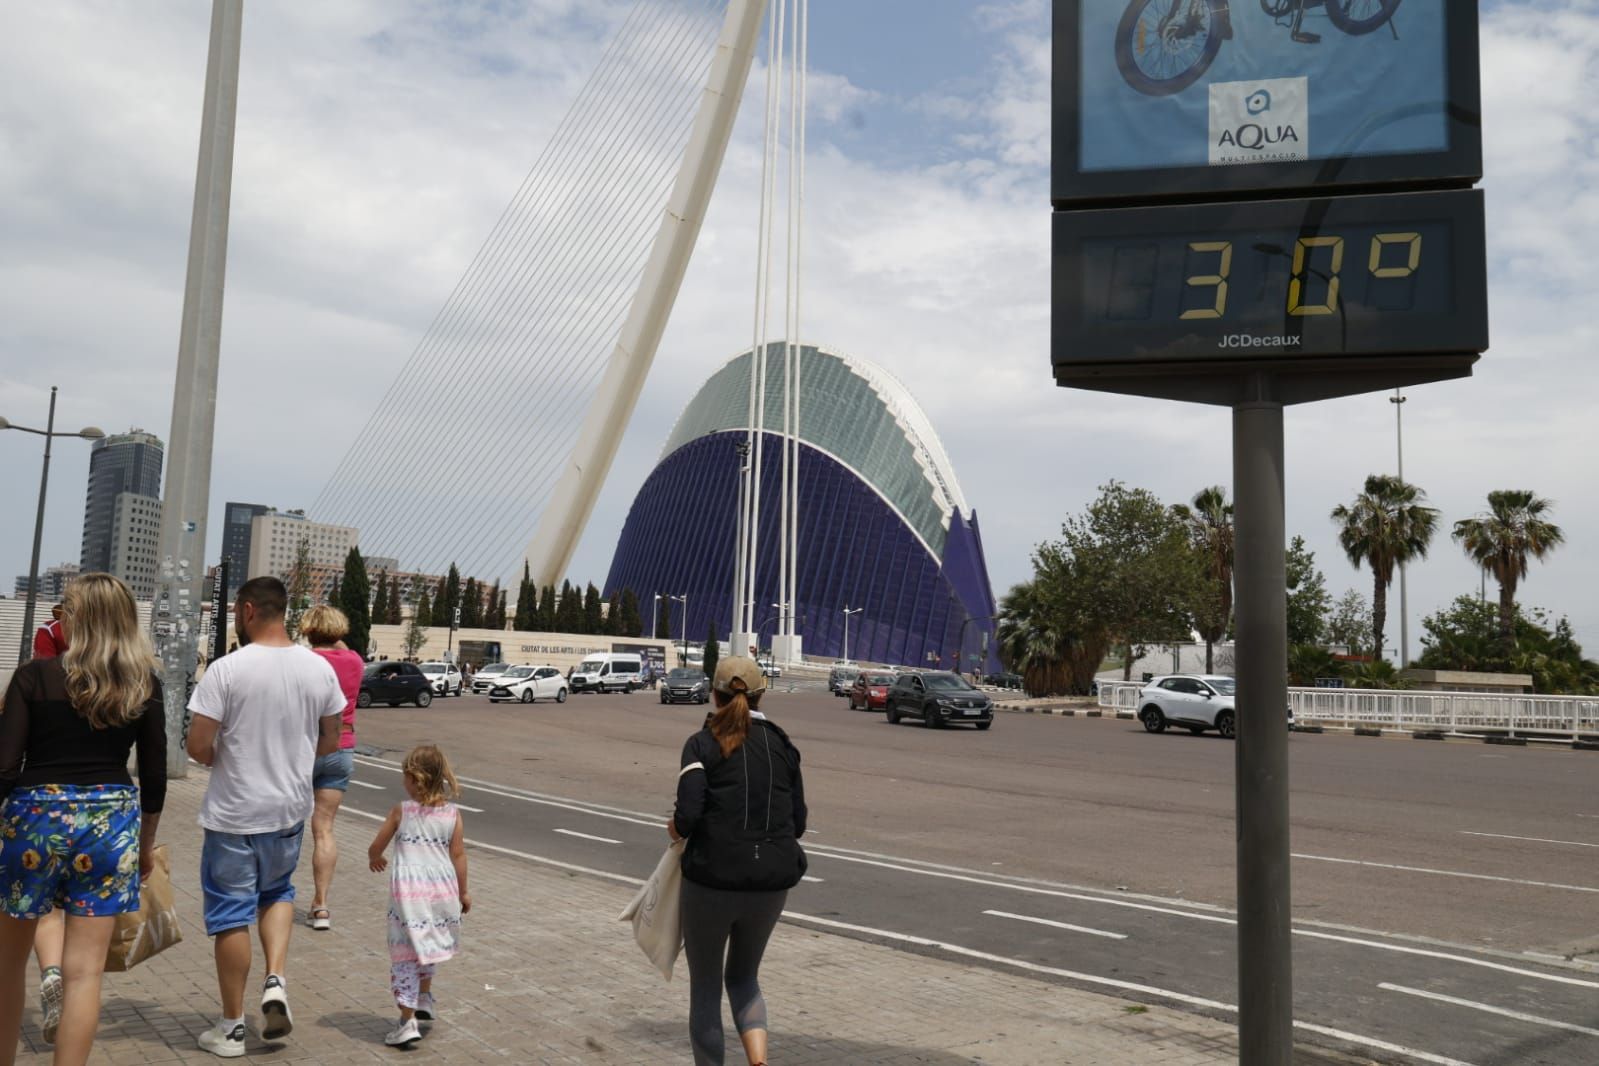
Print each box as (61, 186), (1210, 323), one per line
(1052, 0), (1482, 204)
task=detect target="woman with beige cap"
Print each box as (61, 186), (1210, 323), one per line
(668, 656), (807, 1066)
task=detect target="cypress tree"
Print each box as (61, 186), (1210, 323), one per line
(337, 548), (371, 656)
(371, 572), (388, 626)
(537, 584), (557, 632)
(433, 575), (447, 624)
(604, 589), (622, 636)
(702, 620), (720, 681)
(461, 577), (480, 628)
(444, 565), (461, 629)
(514, 563), (533, 630)
(619, 588), (642, 638)
(554, 581), (580, 633)
(497, 588), (508, 629)
(415, 586), (433, 628)
(388, 580), (403, 625)
(583, 584), (604, 635)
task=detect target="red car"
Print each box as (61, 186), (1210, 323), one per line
(847, 672), (898, 711)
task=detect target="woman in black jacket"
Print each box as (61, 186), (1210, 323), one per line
(668, 657), (806, 1066)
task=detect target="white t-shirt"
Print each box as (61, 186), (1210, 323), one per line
(188, 643), (347, 834)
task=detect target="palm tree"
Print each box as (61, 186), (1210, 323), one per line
(1330, 475), (1438, 663)
(1173, 486), (1233, 673)
(996, 580), (1072, 697)
(1452, 490), (1564, 646)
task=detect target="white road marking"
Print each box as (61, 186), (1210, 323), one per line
(1292, 852), (1599, 894)
(1460, 830), (1599, 849)
(349, 780), (386, 791)
(783, 913), (1476, 1066)
(455, 804), (486, 813)
(1380, 983), (1599, 1039)
(1294, 930), (1599, 989)
(801, 876), (825, 883)
(984, 910), (1127, 940)
(554, 828), (622, 845)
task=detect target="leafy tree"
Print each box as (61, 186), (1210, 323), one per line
(1343, 658), (1412, 690)
(1416, 595), (1599, 695)
(619, 588), (643, 638)
(1287, 643), (1338, 687)
(1327, 589), (1371, 657)
(702, 620), (720, 681)
(1331, 474), (1439, 662)
(285, 535), (314, 640)
(403, 614), (428, 660)
(582, 584), (604, 635)
(1173, 486), (1233, 674)
(1062, 482), (1201, 681)
(1285, 536), (1331, 647)
(514, 563), (533, 631)
(1452, 490), (1565, 647)
(337, 549), (371, 655)
(414, 586), (433, 628)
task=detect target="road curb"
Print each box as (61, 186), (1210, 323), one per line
(1354, 727), (1384, 738)
(1412, 730), (1446, 741)
(1484, 734), (1528, 747)
(1574, 740), (1599, 751)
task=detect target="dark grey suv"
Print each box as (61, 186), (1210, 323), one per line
(885, 671), (993, 730)
(659, 668), (710, 705)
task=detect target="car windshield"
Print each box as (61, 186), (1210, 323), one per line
(480, 663), (506, 673)
(1207, 678), (1236, 695)
(668, 669), (702, 680)
(867, 675), (895, 685)
(925, 674), (973, 691)
(420, 664), (444, 675)
(577, 659), (602, 673)
(503, 667), (534, 679)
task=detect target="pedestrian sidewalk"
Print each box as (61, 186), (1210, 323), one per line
(22, 773), (1293, 1065)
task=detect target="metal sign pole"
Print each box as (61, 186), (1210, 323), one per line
(1232, 386), (1292, 1062)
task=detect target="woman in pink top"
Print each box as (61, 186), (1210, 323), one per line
(300, 605), (364, 931)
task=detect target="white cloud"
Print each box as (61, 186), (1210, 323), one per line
(4, 1), (1598, 656)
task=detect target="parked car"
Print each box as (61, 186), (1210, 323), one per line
(419, 661), (463, 697)
(487, 665), (568, 704)
(758, 656), (782, 678)
(659, 667), (710, 705)
(471, 662), (514, 694)
(358, 662), (433, 708)
(828, 662), (859, 696)
(884, 671), (994, 730)
(980, 672), (1023, 691)
(847, 671), (897, 712)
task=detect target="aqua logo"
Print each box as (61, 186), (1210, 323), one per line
(1246, 90), (1272, 116)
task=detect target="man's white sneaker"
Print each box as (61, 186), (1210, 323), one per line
(198, 1022), (247, 1058)
(384, 1018), (422, 1048)
(260, 975), (293, 1039)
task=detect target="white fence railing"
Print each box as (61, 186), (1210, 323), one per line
(1097, 680), (1599, 741)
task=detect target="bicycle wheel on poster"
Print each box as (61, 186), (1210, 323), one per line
(1115, 0), (1227, 97)
(1323, 0), (1403, 35)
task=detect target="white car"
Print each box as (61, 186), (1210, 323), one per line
(419, 662), (463, 697)
(471, 662), (514, 694)
(487, 665), (569, 704)
(1136, 675), (1293, 738)
(758, 656), (782, 678)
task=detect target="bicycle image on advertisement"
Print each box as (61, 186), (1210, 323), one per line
(1116, 0), (1404, 97)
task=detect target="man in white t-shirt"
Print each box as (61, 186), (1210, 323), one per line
(186, 577), (344, 1057)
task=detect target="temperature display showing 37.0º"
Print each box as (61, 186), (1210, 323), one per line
(1052, 189), (1487, 369)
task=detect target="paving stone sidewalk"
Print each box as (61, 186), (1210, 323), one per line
(19, 772), (1307, 1065)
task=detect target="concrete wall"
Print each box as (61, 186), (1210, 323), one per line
(366, 624), (672, 675)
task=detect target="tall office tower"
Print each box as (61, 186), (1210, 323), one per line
(80, 429), (165, 574)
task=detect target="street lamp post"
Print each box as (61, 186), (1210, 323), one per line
(652, 593), (661, 640)
(1, 388), (106, 666)
(1391, 388), (1409, 667)
(841, 606), (862, 664)
(670, 594), (688, 665)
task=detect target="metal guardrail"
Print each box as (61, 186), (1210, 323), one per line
(1096, 680), (1599, 741)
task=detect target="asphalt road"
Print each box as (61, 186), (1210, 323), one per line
(344, 686), (1599, 1066)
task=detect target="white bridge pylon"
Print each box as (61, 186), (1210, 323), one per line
(520, 0), (766, 591)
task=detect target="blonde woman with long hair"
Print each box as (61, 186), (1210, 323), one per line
(298, 604), (364, 933)
(0, 573), (167, 1066)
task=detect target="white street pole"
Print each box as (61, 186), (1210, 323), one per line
(153, 0), (243, 779)
(1391, 388), (1409, 667)
(842, 606), (861, 664)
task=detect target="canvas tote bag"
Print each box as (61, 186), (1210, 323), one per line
(618, 839), (685, 979)
(105, 844), (183, 972)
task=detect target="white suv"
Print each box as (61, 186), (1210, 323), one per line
(1137, 675), (1239, 738)
(419, 662), (463, 697)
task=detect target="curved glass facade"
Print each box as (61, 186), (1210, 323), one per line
(606, 346), (999, 670)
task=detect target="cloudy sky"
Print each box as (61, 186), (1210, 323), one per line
(2, 1), (1594, 654)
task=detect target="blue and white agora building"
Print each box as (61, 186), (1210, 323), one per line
(606, 343), (1000, 671)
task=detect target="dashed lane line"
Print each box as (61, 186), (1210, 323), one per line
(554, 828), (622, 845)
(983, 909), (1127, 940)
(349, 780), (387, 791)
(1293, 852), (1599, 894)
(1379, 983), (1599, 1040)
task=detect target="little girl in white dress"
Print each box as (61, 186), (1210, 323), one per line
(368, 744), (471, 1048)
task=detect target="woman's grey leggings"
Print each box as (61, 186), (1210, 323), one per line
(681, 878), (788, 1065)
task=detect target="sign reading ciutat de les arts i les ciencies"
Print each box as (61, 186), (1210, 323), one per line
(1051, 0), (1487, 405)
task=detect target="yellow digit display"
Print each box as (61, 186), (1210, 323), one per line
(1287, 236), (1345, 317)
(1179, 241), (1233, 320)
(1370, 232), (1423, 278)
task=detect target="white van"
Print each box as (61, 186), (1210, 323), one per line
(570, 653), (644, 694)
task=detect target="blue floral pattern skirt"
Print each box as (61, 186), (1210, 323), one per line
(1, 784), (142, 918)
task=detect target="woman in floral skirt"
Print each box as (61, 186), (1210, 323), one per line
(0, 573), (166, 1066)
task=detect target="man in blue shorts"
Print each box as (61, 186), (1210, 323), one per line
(186, 577), (344, 1057)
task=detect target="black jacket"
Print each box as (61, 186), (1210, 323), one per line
(674, 716), (807, 891)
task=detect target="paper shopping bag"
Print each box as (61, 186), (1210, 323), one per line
(105, 844), (183, 972)
(618, 839), (685, 980)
